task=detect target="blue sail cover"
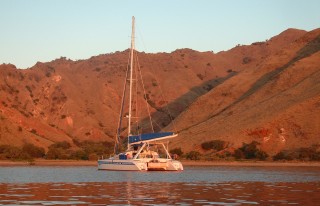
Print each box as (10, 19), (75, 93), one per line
(128, 132), (175, 144)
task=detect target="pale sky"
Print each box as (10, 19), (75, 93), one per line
(0, 0), (319, 69)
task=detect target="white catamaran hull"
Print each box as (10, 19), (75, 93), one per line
(98, 159), (147, 171)
(98, 159), (183, 171)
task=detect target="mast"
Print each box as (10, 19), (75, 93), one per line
(128, 16), (135, 141)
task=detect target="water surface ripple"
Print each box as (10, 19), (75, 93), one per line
(0, 166), (319, 205)
(0, 165), (319, 183)
(0, 181), (319, 205)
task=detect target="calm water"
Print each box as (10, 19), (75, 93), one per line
(0, 166), (319, 205)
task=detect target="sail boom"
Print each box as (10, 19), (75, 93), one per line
(128, 132), (178, 144)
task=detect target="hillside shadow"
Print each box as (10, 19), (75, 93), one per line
(233, 34), (320, 105)
(178, 34), (320, 132)
(138, 71), (239, 133)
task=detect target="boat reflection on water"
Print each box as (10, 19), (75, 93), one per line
(0, 166), (320, 205)
(0, 181), (319, 205)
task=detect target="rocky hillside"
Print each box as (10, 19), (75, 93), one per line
(0, 28), (319, 155)
(170, 28), (320, 155)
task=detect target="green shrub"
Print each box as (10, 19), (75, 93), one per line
(46, 141), (72, 159)
(273, 146), (320, 161)
(234, 141), (268, 160)
(201, 140), (226, 151)
(70, 140), (114, 160)
(88, 153), (98, 161)
(170, 148), (183, 156)
(151, 79), (158, 87)
(78, 140), (113, 156)
(70, 150), (88, 160)
(201, 141), (213, 150)
(298, 146), (320, 160)
(186, 151), (201, 160)
(234, 149), (245, 159)
(46, 140), (114, 160)
(242, 141), (259, 159)
(301, 145), (320, 161)
(22, 143), (45, 158)
(0, 145), (31, 160)
(242, 57), (252, 64)
(45, 72), (51, 77)
(196, 73), (204, 80)
(311, 152), (320, 161)
(46, 147), (69, 159)
(30, 129), (37, 134)
(255, 150), (269, 160)
(273, 151), (294, 161)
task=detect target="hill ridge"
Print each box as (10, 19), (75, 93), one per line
(0, 28), (319, 156)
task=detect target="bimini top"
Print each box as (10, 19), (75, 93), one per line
(128, 132), (177, 144)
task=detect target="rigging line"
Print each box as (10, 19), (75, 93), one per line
(135, 52), (155, 133)
(114, 50), (131, 154)
(155, 75), (178, 133)
(152, 120), (163, 132)
(146, 58), (178, 133)
(148, 56), (178, 133)
(136, 26), (178, 133)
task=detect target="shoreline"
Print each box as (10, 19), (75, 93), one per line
(181, 160), (320, 167)
(0, 159), (320, 167)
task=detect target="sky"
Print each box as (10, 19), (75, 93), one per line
(0, 0), (319, 69)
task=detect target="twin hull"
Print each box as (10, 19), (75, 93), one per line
(98, 159), (183, 171)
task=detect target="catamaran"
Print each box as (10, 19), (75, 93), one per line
(98, 16), (183, 171)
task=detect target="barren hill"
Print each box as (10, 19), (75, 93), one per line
(170, 28), (320, 155)
(0, 28), (318, 155)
